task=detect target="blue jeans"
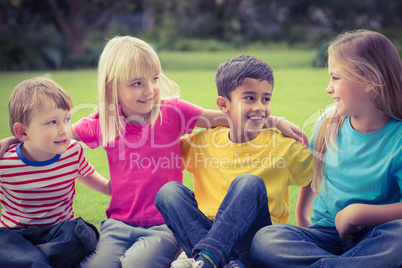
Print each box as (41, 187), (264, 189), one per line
(251, 220), (402, 268)
(0, 217), (99, 268)
(155, 174), (272, 267)
(80, 218), (180, 268)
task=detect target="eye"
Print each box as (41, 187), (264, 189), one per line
(152, 76), (159, 82)
(47, 120), (56, 125)
(64, 117), (71, 124)
(131, 81), (141, 87)
(245, 96), (254, 101)
(263, 97), (271, 102)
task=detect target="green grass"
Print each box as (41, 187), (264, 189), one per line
(159, 49), (317, 70)
(0, 49), (331, 229)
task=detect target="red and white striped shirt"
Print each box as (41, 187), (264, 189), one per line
(0, 141), (94, 228)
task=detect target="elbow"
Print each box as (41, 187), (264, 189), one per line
(106, 181), (112, 196)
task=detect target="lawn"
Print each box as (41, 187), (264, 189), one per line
(0, 49), (332, 228)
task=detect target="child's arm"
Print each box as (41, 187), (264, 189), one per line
(267, 116), (309, 147)
(335, 202), (402, 240)
(295, 182), (316, 227)
(70, 124), (81, 141)
(0, 137), (19, 157)
(194, 109), (228, 128)
(76, 170), (111, 196)
(195, 109), (308, 144)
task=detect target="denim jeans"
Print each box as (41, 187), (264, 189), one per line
(155, 174), (272, 267)
(251, 220), (402, 268)
(0, 217), (99, 268)
(79, 218), (180, 268)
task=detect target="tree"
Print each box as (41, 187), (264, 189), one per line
(45, 0), (138, 59)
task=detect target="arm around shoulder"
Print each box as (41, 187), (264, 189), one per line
(267, 116), (309, 146)
(194, 109), (309, 146)
(0, 136), (19, 158)
(195, 109), (228, 128)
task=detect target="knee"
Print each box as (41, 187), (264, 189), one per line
(251, 225), (285, 260)
(74, 218), (99, 254)
(377, 219), (402, 239)
(155, 181), (185, 208)
(389, 219), (402, 228)
(252, 226), (271, 249)
(231, 174), (266, 194)
(251, 227), (270, 264)
(253, 224), (290, 248)
(120, 233), (179, 268)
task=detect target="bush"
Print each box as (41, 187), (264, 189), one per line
(169, 38), (231, 51)
(0, 24), (65, 70)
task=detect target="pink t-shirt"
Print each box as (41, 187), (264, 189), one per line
(75, 98), (202, 226)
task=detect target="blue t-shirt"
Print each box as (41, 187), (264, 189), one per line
(309, 115), (402, 227)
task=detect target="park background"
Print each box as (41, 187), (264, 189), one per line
(0, 0), (401, 228)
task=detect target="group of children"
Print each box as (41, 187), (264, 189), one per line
(0, 29), (401, 268)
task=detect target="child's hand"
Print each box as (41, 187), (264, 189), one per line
(336, 203), (402, 240)
(274, 118), (309, 147)
(335, 205), (363, 240)
(0, 137), (19, 158)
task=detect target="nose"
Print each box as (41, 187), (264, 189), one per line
(58, 124), (66, 136)
(253, 100), (266, 112)
(325, 82), (333, 94)
(144, 83), (154, 96)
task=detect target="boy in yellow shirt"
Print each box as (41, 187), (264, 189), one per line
(155, 55), (313, 268)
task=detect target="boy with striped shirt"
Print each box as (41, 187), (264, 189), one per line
(0, 75), (111, 267)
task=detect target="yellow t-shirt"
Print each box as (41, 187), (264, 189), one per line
(181, 126), (313, 224)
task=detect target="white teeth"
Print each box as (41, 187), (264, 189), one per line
(138, 98), (152, 103)
(249, 116), (263, 120)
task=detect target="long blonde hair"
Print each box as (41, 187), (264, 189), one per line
(312, 29), (402, 193)
(96, 36), (180, 146)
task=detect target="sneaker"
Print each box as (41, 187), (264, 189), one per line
(171, 258), (204, 268)
(224, 259), (246, 268)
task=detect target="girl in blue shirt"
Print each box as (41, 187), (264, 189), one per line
(251, 29), (402, 267)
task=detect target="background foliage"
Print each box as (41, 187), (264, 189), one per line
(0, 0), (401, 70)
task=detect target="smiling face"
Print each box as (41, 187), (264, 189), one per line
(19, 102), (72, 162)
(326, 56), (373, 118)
(117, 73), (161, 124)
(218, 77), (273, 143)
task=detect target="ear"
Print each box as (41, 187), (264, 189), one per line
(107, 84), (113, 94)
(216, 96), (230, 114)
(13, 122), (29, 141)
(365, 83), (375, 93)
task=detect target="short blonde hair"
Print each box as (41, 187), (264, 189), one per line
(312, 30), (402, 193)
(8, 74), (73, 137)
(96, 36), (180, 146)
